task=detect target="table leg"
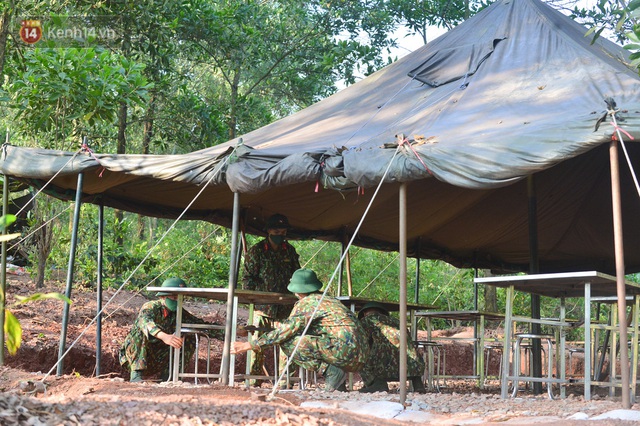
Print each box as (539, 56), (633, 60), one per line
(229, 296), (238, 384)
(478, 315), (485, 389)
(245, 303), (254, 388)
(501, 285), (514, 399)
(559, 297), (566, 399)
(610, 303), (619, 397)
(584, 283), (591, 400)
(172, 294), (184, 382)
(631, 296), (639, 402)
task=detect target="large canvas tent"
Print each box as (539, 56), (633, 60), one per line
(2, 0), (640, 275)
(2, 0), (640, 405)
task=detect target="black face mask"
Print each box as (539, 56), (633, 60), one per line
(269, 234), (285, 245)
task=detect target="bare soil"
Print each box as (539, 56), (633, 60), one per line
(1, 274), (638, 425)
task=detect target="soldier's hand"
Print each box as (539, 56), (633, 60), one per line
(231, 341), (252, 355)
(158, 331), (183, 349)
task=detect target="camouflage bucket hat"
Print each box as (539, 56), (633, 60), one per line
(287, 268), (322, 294)
(156, 277), (187, 296)
(265, 213), (291, 231)
(358, 301), (389, 319)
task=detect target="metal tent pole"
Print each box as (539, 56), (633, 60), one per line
(221, 192), (240, 385)
(57, 172), (84, 376)
(399, 182), (408, 404)
(96, 202), (104, 376)
(0, 171), (8, 365)
(527, 175), (542, 394)
(609, 138), (630, 408)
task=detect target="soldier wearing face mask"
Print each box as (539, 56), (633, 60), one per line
(241, 214), (300, 386)
(119, 277), (223, 382)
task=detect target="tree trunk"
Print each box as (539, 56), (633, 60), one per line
(137, 93), (156, 240)
(482, 269), (498, 313)
(0, 2), (14, 77)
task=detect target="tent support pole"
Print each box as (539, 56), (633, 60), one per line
(222, 192), (241, 386)
(338, 235), (345, 296)
(609, 139), (630, 408)
(399, 182), (408, 404)
(0, 171), (8, 365)
(412, 239), (421, 342)
(96, 202), (104, 376)
(57, 172), (84, 376)
(345, 247), (353, 297)
(527, 175), (542, 394)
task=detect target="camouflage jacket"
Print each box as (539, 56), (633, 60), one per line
(119, 299), (222, 372)
(359, 312), (425, 381)
(251, 293), (369, 371)
(241, 238), (300, 319)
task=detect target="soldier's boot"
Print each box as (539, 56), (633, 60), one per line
(359, 378), (389, 393)
(410, 376), (426, 393)
(324, 365), (347, 392)
(130, 370), (144, 383)
(159, 368), (170, 382)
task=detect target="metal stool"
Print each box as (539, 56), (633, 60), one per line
(484, 343), (503, 384)
(179, 327), (215, 384)
(415, 340), (445, 392)
(511, 333), (556, 399)
(566, 346), (584, 378)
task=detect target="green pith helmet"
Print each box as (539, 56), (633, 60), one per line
(265, 213), (291, 231)
(287, 268), (322, 294)
(358, 301), (389, 319)
(156, 277), (187, 296)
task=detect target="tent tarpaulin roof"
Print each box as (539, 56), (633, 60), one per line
(2, 0), (640, 274)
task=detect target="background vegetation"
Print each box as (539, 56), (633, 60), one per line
(1, 0), (639, 336)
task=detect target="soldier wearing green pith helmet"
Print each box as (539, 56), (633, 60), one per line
(119, 277), (223, 382)
(232, 268), (369, 392)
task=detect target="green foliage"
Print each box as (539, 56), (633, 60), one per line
(3, 309), (21, 355)
(0, 212), (71, 355)
(571, 0), (635, 45)
(5, 47), (150, 149)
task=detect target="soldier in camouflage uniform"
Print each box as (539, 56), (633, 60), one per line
(119, 277), (223, 382)
(241, 214), (300, 384)
(232, 268), (369, 392)
(357, 302), (426, 393)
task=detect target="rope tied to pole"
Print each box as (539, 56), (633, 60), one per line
(606, 100), (640, 200)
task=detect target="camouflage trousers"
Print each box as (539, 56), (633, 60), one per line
(279, 334), (366, 374)
(120, 334), (197, 377)
(359, 350), (425, 386)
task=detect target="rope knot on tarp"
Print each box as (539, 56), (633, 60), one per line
(396, 133), (433, 176)
(80, 139), (106, 177)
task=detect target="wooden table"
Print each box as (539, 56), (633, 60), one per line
(474, 271), (640, 400)
(146, 287), (296, 384)
(414, 310), (505, 388)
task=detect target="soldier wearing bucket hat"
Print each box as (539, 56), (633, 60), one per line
(241, 213), (300, 386)
(232, 268), (370, 392)
(119, 277), (223, 382)
(357, 302), (426, 393)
